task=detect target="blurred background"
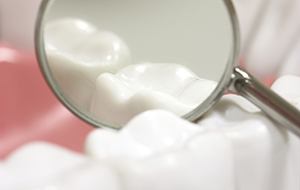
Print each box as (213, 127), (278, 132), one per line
(0, 0), (300, 159)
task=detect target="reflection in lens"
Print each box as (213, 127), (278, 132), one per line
(45, 18), (217, 126)
(39, 0), (234, 127)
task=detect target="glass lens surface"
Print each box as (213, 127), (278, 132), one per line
(36, 0), (237, 128)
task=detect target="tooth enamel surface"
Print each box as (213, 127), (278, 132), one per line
(50, 162), (122, 190)
(45, 18), (131, 111)
(90, 63), (217, 126)
(0, 142), (122, 190)
(86, 110), (200, 161)
(200, 96), (288, 190)
(0, 142), (87, 189)
(123, 132), (235, 190)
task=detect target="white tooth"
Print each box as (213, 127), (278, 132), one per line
(45, 18), (97, 52)
(123, 130), (234, 190)
(281, 132), (300, 190)
(197, 94), (260, 128)
(52, 161), (122, 190)
(0, 142), (86, 190)
(90, 63), (217, 126)
(223, 118), (288, 190)
(85, 110), (199, 161)
(121, 110), (199, 153)
(1, 142), (122, 190)
(85, 128), (151, 161)
(199, 93), (294, 190)
(45, 18), (131, 111)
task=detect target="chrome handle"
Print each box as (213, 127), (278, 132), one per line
(231, 67), (300, 137)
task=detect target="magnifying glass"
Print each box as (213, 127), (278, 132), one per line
(35, 0), (300, 137)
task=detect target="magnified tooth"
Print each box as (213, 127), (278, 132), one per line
(45, 18), (97, 52)
(90, 63), (217, 126)
(45, 18), (131, 111)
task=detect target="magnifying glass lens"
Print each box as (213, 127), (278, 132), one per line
(36, 0), (237, 128)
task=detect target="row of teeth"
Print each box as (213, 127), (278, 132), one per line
(45, 18), (216, 126)
(1, 75), (300, 190)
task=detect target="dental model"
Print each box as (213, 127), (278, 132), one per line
(2, 1), (300, 189)
(1, 75), (300, 190)
(45, 18), (216, 125)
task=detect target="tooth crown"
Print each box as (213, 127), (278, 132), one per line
(90, 63), (217, 126)
(45, 18), (132, 111)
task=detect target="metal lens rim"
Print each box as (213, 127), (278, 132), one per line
(34, 0), (240, 129)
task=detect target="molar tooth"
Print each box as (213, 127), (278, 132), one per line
(45, 18), (131, 111)
(85, 128), (151, 161)
(198, 93), (291, 190)
(53, 162), (122, 190)
(224, 119), (288, 190)
(0, 142), (86, 190)
(1, 142), (122, 190)
(91, 63), (216, 126)
(121, 110), (199, 153)
(85, 110), (199, 161)
(123, 130), (234, 190)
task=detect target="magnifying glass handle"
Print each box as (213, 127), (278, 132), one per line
(231, 67), (300, 138)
